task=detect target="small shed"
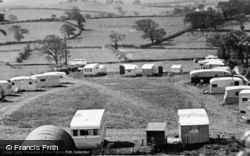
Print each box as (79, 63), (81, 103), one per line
(120, 64), (141, 76)
(10, 76), (38, 91)
(178, 108), (209, 145)
(170, 65), (183, 73)
(209, 77), (243, 94)
(0, 80), (13, 95)
(223, 86), (250, 105)
(24, 125), (76, 151)
(146, 122), (167, 147)
(141, 64), (163, 76)
(70, 109), (106, 150)
(239, 90), (250, 113)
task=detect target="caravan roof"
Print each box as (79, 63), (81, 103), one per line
(205, 61), (225, 66)
(142, 64), (155, 69)
(239, 90), (250, 94)
(171, 64), (182, 69)
(205, 55), (218, 59)
(0, 80), (9, 83)
(83, 63), (99, 69)
(210, 77), (242, 84)
(11, 76), (36, 81)
(70, 109), (105, 129)
(178, 109), (209, 126)
(122, 64), (138, 70)
(146, 122), (167, 131)
(225, 86), (250, 91)
(190, 68), (231, 75)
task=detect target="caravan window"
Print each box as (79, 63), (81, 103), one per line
(93, 129), (98, 135)
(242, 98), (248, 102)
(212, 84), (217, 88)
(73, 130), (78, 136)
(29, 82), (33, 85)
(189, 126), (199, 133)
(236, 92), (239, 96)
(235, 81), (240, 86)
(40, 79), (46, 82)
(11, 82), (15, 85)
(80, 130), (88, 136)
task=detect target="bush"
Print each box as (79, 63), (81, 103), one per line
(16, 44), (32, 63)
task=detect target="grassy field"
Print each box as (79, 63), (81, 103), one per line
(120, 48), (217, 61)
(0, 75), (248, 143)
(0, 22), (64, 42)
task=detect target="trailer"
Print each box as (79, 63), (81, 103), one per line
(190, 69), (231, 84)
(223, 86), (250, 105)
(10, 76), (38, 91)
(239, 90), (250, 113)
(209, 77), (243, 94)
(120, 64), (141, 77)
(31, 73), (60, 87)
(70, 109), (106, 150)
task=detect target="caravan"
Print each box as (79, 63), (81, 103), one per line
(239, 90), (250, 112)
(120, 64), (141, 76)
(31, 73), (60, 87)
(0, 80), (13, 95)
(82, 63), (107, 76)
(223, 86), (250, 104)
(170, 64), (183, 73)
(70, 109), (106, 149)
(10, 76), (38, 91)
(209, 77), (243, 94)
(141, 64), (163, 76)
(190, 69), (231, 84)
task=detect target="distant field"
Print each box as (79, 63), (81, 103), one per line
(0, 65), (51, 80)
(0, 22), (64, 42)
(120, 48), (217, 61)
(0, 51), (20, 63)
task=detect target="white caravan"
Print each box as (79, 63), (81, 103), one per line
(10, 76), (38, 91)
(223, 86), (250, 104)
(31, 73), (60, 87)
(239, 90), (250, 113)
(70, 109), (106, 150)
(190, 69), (231, 84)
(209, 77), (243, 94)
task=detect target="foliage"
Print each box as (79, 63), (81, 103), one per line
(65, 7), (86, 30)
(16, 44), (32, 63)
(7, 14), (18, 22)
(132, 0), (141, 5)
(134, 19), (166, 44)
(8, 25), (29, 42)
(60, 23), (76, 39)
(206, 30), (250, 67)
(109, 31), (126, 50)
(217, 0), (250, 17)
(184, 8), (225, 30)
(40, 35), (69, 67)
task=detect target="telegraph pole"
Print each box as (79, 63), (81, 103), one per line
(246, 41), (249, 68)
(64, 36), (68, 67)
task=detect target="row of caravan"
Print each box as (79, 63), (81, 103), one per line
(0, 72), (67, 95)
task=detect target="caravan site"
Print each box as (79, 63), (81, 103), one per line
(0, 0), (250, 155)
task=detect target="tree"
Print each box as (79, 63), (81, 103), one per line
(65, 7), (86, 30)
(133, 19), (166, 44)
(206, 30), (250, 67)
(7, 14), (18, 22)
(9, 25), (28, 42)
(60, 23), (76, 39)
(109, 31), (126, 50)
(40, 35), (69, 67)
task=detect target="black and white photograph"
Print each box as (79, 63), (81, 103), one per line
(0, 0), (250, 155)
